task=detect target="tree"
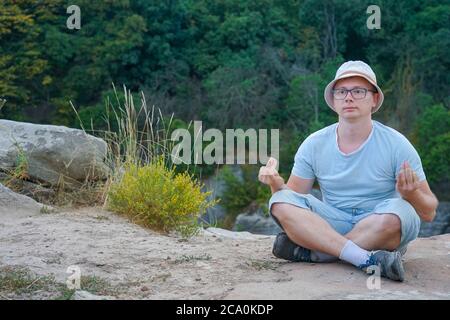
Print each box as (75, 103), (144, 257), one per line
(413, 104), (450, 199)
(0, 0), (59, 121)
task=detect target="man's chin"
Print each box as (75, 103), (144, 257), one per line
(339, 113), (359, 118)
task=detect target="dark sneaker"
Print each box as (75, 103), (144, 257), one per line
(272, 232), (312, 262)
(359, 250), (405, 282)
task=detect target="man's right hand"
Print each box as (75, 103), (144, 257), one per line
(258, 157), (286, 192)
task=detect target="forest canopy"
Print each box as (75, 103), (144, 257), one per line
(0, 0), (448, 197)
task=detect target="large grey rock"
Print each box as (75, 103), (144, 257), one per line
(0, 120), (109, 186)
(233, 208), (282, 235)
(419, 201), (450, 237)
(0, 183), (45, 217)
(0, 172), (55, 203)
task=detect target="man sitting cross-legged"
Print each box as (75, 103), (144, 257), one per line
(259, 61), (439, 282)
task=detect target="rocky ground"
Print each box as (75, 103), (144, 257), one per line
(0, 206), (449, 300)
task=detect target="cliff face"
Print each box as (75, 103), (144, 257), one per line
(0, 202), (449, 300)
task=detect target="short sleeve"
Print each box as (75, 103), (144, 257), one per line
(291, 137), (315, 179)
(394, 137), (426, 182)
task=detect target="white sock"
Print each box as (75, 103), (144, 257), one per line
(339, 240), (370, 267)
(310, 251), (338, 263)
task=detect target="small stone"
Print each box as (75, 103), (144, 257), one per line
(141, 286), (149, 292)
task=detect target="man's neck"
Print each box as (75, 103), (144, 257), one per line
(337, 118), (373, 145)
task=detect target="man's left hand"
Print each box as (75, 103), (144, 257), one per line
(396, 161), (420, 199)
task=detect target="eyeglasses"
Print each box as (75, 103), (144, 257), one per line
(332, 88), (376, 100)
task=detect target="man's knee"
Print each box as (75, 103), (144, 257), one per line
(374, 213), (401, 235)
(271, 203), (290, 222)
(271, 203), (309, 223)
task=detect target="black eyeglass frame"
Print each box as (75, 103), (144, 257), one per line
(332, 87), (377, 100)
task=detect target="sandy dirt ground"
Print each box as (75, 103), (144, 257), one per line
(1, 207), (449, 300)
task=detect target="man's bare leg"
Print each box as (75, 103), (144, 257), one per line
(272, 203), (402, 253)
(272, 203), (375, 270)
(345, 214), (401, 251)
(272, 202), (405, 281)
(271, 203), (347, 257)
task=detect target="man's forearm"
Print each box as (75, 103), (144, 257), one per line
(403, 190), (439, 222)
(269, 175), (288, 194)
(270, 183), (289, 194)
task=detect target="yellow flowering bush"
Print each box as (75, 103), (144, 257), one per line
(107, 159), (217, 237)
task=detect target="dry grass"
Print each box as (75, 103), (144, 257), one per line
(0, 266), (119, 300)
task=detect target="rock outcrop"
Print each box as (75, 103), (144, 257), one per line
(0, 120), (109, 186)
(0, 183), (46, 218)
(419, 201), (450, 237)
(0, 207), (448, 300)
(224, 233), (450, 300)
(233, 207), (282, 235)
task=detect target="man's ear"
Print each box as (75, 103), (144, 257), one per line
(370, 93), (378, 113)
(373, 92), (379, 107)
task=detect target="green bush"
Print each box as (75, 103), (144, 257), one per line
(414, 104), (450, 190)
(107, 158), (217, 238)
(422, 132), (450, 184)
(219, 165), (272, 218)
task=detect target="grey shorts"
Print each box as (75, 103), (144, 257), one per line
(268, 189), (421, 252)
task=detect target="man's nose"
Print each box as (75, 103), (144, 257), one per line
(344, 91), (354, 102)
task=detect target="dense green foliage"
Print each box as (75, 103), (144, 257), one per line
(218, 165), (272, 215)
(1, 0), (448, 197)
(413, 105), (450, 196)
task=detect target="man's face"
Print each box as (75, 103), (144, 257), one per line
(332, 76), (379, 120)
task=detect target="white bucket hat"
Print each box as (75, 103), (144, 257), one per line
(324, 60), (384, 113)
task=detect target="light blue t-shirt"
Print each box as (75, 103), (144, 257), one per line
(292, 120), (426, 213)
